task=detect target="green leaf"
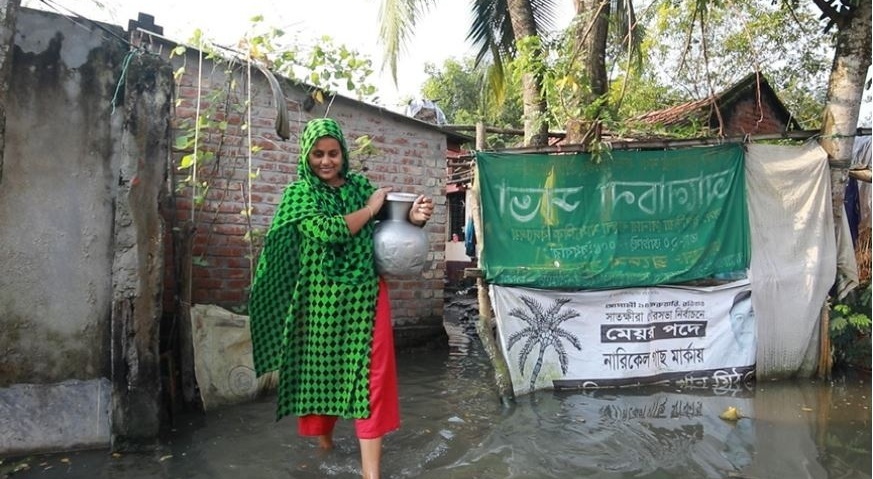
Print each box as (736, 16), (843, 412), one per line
(174, 135), (191, 149)
(179, 154), (196, 169)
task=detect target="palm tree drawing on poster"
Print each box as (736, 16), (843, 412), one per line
(506, 295), (582, 392)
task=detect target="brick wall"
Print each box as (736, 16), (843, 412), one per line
(160, 44), (446, 345)
(723, 97), (789, 135)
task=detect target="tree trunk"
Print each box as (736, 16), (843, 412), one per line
(565, 0), (610, 145)
(819, 0), (871, 174)
(820, 3), (872, 249)
(816, 0), (871, 378)
(507, 0), (549, 147)
(575, 0), (609, 99)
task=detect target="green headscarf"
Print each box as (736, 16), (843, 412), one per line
(296, 117), (351, 186)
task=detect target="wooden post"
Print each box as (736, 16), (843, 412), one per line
(468, 121), (515, 403)
(816, 301), (833, 378)
(176, 220), (199, 407)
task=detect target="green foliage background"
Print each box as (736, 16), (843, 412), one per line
(830, 282), (872, 372)
(419, 0), (833, 140)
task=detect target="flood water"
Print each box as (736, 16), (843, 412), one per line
(4, 297), (871, 479)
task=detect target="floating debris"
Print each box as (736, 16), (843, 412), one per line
(719, 406), (745, 421)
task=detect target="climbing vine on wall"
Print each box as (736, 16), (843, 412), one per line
(167, 17), (380, 284)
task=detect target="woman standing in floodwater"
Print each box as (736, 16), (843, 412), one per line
(247, 118), (433, 478)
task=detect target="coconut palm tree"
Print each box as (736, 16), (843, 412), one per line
(506, 295), (582, 392)
(378, 0), (560, 146)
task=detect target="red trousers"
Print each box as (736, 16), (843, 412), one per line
(297, 278), (400, 439)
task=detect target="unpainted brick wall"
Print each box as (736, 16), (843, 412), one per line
(159, 45), (446, 343)
(723, 97), (789, 135)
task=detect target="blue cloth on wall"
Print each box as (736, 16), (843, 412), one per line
(845, 178), (860, 246)
(465, 217), (476, 258)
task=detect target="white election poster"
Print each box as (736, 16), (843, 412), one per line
(490, 280), (755, 395)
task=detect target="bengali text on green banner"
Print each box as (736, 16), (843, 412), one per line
(476, 144), (750, 289)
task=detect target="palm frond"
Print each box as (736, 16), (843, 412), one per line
(551, 308), (581, 325)
(555, 328), (582, 351)
(553, 339), (570, 373)
(611, 0), (645, 69)
(506, 326), (534, 349)
(378, 0), (436, 84)
(485, 58), (507, 107)
(508, 306), (534, 324)
(529, 0), (559, 34)
(468, 0), (515, 65)
(517, 336), (538, 373)
(467, 0), (561, 97)
(545, 297), (572, 319)
(517, 295), (545, 321)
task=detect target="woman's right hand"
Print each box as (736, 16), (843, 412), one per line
(367, 187), (392, 216)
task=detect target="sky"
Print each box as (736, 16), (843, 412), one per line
(22, 0), (575, 112)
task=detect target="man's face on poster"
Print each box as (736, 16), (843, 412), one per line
(730, 295), (755, 348)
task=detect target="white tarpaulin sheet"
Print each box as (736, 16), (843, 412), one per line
(490, 281), (754, 395)
(488, 143), (839, 393)
(745, 143), (836, 377)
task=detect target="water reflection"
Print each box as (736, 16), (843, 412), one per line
(393, 339), (868, 479)
(6, 317), (871, 479)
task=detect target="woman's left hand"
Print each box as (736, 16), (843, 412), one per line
(409, 195), (433, 226)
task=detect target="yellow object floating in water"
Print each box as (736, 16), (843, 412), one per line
(719, 406), (743, 421)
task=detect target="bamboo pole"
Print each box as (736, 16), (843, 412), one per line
(469, 121), (515, 404)
(816, 299), (833, 379)
(443, 124), (558, 138)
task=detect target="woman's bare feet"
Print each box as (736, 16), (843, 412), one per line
(318, 434), (334, 451)
(359, 437), (382, 479)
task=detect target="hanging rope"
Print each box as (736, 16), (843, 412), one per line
(191, 45), (203, 223)
(110, 50), (136, 114)
(186, 43), (204, 305)
(246, 57), (255, 283)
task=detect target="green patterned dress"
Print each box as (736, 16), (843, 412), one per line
(249, 118), (378, 421)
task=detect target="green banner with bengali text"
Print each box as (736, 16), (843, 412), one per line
(476, 144), (749, 288)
